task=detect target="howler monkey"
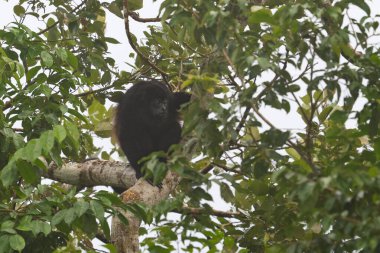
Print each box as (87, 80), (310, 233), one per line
(115, 80), (190, 188)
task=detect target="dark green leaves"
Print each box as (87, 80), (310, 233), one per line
(40, 51), (54, 67)
(10, 234), (25, 251)
(128, 0), (143, 11)
(248, 7), (275, 25)
(13, 5), (25, 16)
(1, 0), (379, 252)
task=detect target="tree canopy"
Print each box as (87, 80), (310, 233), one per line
(1, 0), (380, 252)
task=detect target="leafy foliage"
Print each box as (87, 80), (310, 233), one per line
(1, 0), (380, 252)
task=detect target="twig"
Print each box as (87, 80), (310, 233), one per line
(252, 104), (318, 173)
(128, 12), (162, 22)
(175, 206), (244, 218)
(76, 84), (117, 97)
(123, 0), (167, 78)
(235, 107), (251, 135)
(212, 162), (240, 174)
(37, 1), (87, 35)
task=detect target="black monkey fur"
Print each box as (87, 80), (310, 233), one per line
(115, 80), (190, 188)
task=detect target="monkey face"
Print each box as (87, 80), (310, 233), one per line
(149, 97), (169, 124)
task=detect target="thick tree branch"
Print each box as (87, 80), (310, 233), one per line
(46, 160), (136, 190)
(111, 172), (180, 253)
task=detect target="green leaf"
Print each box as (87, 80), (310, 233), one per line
(51, 210), (66, 227)
(108, 2), (123, 18)
(40, 130), (55, 153)
(9, 234), (25, 251)
(348, 0), (371, 16)
(251, 180), (269, 196)
(220, 182), (234, 203)
(41, 51), (54, 67)
(116, 212), (129, 226)
(1, 163), (18, 187)
(77, 213), (98, 237)
(369, 104), (379, 137)
(31, 220), (51, 236)
(88, 99), (107, 123)
(26, 66), (41, 81)
(0, 235), (10, 252)
(99, 219), (111, 241)
(1, 220), (16, 234)
(67, 108), (89, 123)
(13, 5), (25, 16)
(105, 37), (121, 44)
(318, 106), (333, 122)
(64, 208), (76, 225)
(17, 160), (40, 184)
(55, 48), (68, 61)
(102, 243), (118, 253)
(257, 57), (272, 69)
(64, 121), (80, 150)
(16, 216), (32, 232)
(74, 201), (90, 217)
(16, 62), (24, 77)
(286, 148), (301, 160)
(89, 53), (106, 68)
(53, 125), (67, 143)
(128, 0), (143, 11)
(90, 200), (105, 221)
(47, 26), (60, 44)
(287, 84), (300, 92)
(298, 182), (316, 202)
(248, 8), (274, 25)
(23, 139), (42, 161)
(66, 51), (78, 69)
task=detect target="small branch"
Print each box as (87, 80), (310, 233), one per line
(123, 0), (167, 77)
(212, 162), (240, 174)
(236, 107), (251, 135)
(111, 172), (180, 253)
(75, 68), (151, 97)
(201, 164), (214, 175)
(128, 12), (162, 22)
(290, 91), (308, 121)
(164, 22), (208, 58)
(3, 100), (12, 111)
(96, 230), (110, 244)
(76, 84), (117, 97)
(254, 50), (290, 102)
(252, 104), (318, 173)
(175, 206), (244, 218)
(222, 49), (243, 91)
(320, 2), (363, 64)
(37, 1), (87, 35)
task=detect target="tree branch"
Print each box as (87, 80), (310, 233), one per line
(176, 206), (243, 218)
(128, 12), (162, 22)
(251, 104), (318, 173)
(46, 159), (136, 190)
(37, 1), (87, 36)
(111, 172), (180, 253)
(123, 0), (167, 78)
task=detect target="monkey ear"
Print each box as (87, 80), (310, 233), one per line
(173, 92), (191, 109)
